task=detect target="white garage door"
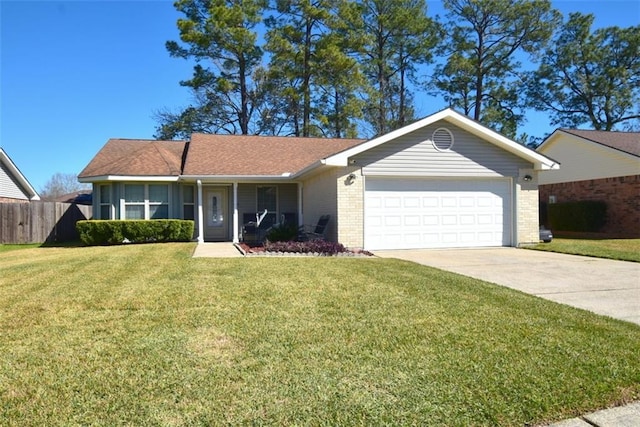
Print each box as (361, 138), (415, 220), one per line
(365, 178), (512, 250)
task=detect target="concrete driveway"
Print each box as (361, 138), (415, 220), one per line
(374, 248), (640, 325)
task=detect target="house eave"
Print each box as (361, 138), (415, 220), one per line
(78, 175), (180, 183)
(179, 174), (296, 183)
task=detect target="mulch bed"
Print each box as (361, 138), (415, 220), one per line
(235, 242), (373, 257)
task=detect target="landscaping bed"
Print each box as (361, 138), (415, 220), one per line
(236, 239), (373, 257)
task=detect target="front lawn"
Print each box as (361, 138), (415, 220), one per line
(529, 238), (640, 262)
(0, 243), (40, 253)
(1, 243), (638, 426)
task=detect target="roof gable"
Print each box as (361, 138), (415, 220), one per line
(324, 108), (558, 170)
(182, 134), (364, 177)
(544, 129), (640, 158)
(78, 139), (187, 179)
(0, 148), (40, 200)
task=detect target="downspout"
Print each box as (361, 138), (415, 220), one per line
(196, 180), (204, 243)
(232, 182), (239, 243)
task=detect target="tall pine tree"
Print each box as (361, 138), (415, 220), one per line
(526, 13), (640, 131)
(157, 0), (268, 138)
(432, 0), (559, 138)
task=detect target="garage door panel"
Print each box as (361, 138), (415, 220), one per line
(422, 197), (438, 207)
(423, 215), (439, 225)
(442, 215), (457, 225)
(365, 178), (511, 250)
(404, 197), (420, 208)
(405, 215), (421, 226)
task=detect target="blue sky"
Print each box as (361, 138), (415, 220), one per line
(1, 0), (639, 192)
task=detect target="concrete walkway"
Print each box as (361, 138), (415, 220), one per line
(546, 401), (640, 427)
(374, 247), (640, 325)
(192, 242), (243, 258)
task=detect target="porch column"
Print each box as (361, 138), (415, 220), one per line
(232, 182), (239, 243)
(196, 179), (204, 243)
(297, 182), (303, 226)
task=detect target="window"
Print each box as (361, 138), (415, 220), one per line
(99, 184), (112, 219)
(123, 184), (170, 220)
(124, 184), (145, 219)
(149, 185), (169, 219)
(182, 185), (195, 220)
(257, 186), (277, 228)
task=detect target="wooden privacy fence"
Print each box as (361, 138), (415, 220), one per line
(0, 201), (93, 244)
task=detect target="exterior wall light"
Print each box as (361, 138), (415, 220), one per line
(346, 173), (357, 185)
(523, 174), (533, 182)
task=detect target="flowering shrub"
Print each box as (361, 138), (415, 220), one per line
(264, 239), (347, 255)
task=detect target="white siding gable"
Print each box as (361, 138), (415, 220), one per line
(538, 133), (640, 185)
(0, 160), (30, 200)
(355, 122), (532, 177)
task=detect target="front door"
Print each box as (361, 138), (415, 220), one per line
(204, 187), (228, 241)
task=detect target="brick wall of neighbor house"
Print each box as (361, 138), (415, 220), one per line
(539, 174), (640, 238)
(336, 167), (364, 249)
(0, 196), (29, 203)
(517, 169), (540, 245)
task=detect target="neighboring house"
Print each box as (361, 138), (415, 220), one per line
(78, 108), (557, 250)
(0, 147), (40, 203)
(537, 129), (640, 238)
(46, 190), (93, 205)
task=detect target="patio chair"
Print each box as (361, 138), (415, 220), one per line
(298, 214), (330, 241)
(242, 209), (269, 244)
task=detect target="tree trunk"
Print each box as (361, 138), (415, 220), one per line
(302, 18), (312, 137)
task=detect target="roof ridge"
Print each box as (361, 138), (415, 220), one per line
(191, 133), (365, 142)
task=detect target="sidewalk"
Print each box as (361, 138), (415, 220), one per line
(192, 242), (243, 258)
(546, 401), (640, 426)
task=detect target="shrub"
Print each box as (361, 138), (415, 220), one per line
(264, 239), (347, 255)
(548, 201), (607, 232)
(77, 220), (194, 246)
(265, 223), (298, 242)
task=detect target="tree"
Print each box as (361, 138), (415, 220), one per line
(432, 0), (560, 137)
(157, 0), (268, 138)
(526, 13), (640, 131)
(265, 0), (332, 137)
(40, 173), (88, 199)
(338, 0), (436, 135)
(264, 0), (365, 137)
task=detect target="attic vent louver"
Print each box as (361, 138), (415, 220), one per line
(432, 127), (454, 151)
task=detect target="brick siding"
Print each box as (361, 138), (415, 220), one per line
(539, 174), (640, 238)
(336, 167), (363, 249)
(516, 170), (540, 245)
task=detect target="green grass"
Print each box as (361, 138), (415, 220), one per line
(0, 243), (41, 253)
(1, 243), (639, 426)
(529, 238), (640, 262)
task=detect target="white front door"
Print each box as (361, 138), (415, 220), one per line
(204, 187), (228, 241)
(364, 178), (512, 250)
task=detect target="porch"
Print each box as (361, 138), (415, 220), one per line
(194, 181), (302, 243)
